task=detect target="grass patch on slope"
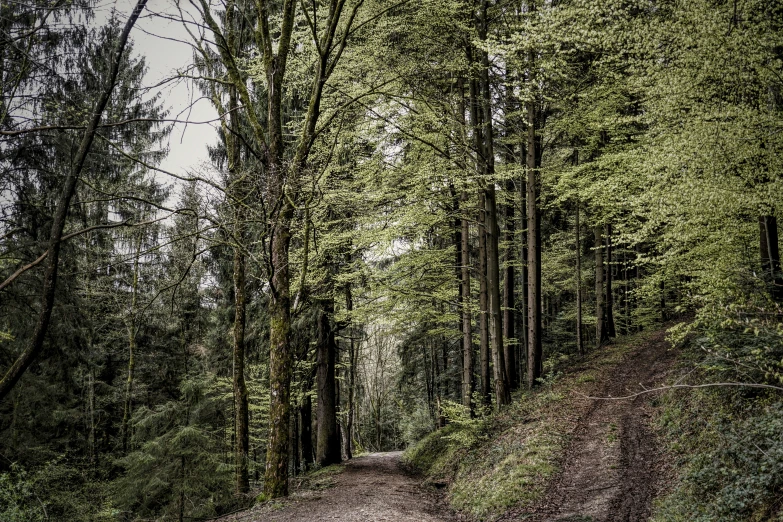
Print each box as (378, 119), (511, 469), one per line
(404, 331), (652, 521)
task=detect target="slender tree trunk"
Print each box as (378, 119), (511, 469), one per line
(0, 0), (149, 403)
(88, 371), (96, 468)
(486, 185), (510, 405)
(122, 231), (142, 453)
(316, 299), (341, 466)
(476, 0), (509, 407)
(232, 247), (249, 492)
(461, 194), (474, 411)
(519, 178), (528, 385)
(225, 6), (250, 493)
(478, 193), (491, 405)
(467, 65), (491, 407)
(503, 180), (517, 390)
(576, 202), (584, 356)
(526, 90), (542, 389)
(605, 223), (616, 338)
(660, 279), (666, 321)
(623, 250), (631, 334)
(595, 226), (606, 347)
(345, 285), (356, 459)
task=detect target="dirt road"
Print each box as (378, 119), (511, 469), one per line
(223, 333), (674, 522)
(516, 331), (676, 522)
(222, 452), (457, 522)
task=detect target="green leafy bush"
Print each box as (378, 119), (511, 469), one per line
(0, 465), (47, 522)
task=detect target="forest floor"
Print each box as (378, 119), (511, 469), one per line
(219, 451), (459, 521)
(505, 329), (677, 522)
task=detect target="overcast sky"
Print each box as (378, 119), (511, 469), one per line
(99, 0), (219, 188)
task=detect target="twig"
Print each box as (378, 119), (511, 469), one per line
(580, 382), (783, 401)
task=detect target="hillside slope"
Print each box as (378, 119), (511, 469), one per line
(405, 330), (676, 521)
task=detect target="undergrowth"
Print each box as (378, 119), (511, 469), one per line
(652, 350), (783, 521)
(403, 331), (648, 521)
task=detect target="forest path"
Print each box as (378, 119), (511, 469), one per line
(225, 451), (457, 522)
(513, 330), (676, 522)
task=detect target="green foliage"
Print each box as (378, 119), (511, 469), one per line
(112, 377), (237, 521)
(0, 465), (47, 522)
(672, 296), (783, 386)
(0, 460), (116, 522)
(654, 388), (783, 522)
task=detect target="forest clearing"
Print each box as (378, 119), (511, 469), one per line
(1, 0), (782, 521)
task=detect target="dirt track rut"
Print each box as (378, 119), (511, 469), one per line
(519, 331), (675, 522)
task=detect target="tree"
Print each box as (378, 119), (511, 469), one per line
(0, 0), (150, 402)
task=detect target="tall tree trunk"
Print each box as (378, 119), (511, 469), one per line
(576, 202), (584, 356)
(477, 0), (509, 407)
(122, 230), (142, 453)
(461, 194), (474, 411)
(0, 0), (149, 403)
(232, 247), (249, 492)
(478, 193), (491, 406)
(605, 223), (616, 338)
(345, 284), (356, 459)
(519, 178), (528, 385)
(316, 300), (341, 466)
(225, 4), (250, 494)
(526, 90), (542, 389)
(595, 226), (606, 347)
(265, 203), (293, 497)
(503, 182), (518, 390)
(486, 185), (510, 405)
(467, 65), (491, 407)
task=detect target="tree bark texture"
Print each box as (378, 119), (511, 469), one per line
(461, 195), (474, 411)
(605, 223), (616, 338)
(526, 100), (542, 388)
(316, 300), (341, 466)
